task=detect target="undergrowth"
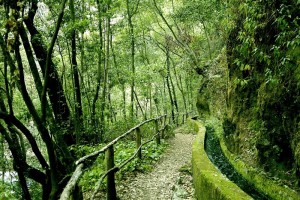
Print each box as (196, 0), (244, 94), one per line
(75, 139), (169, 194)
(176, 119), (199, 134)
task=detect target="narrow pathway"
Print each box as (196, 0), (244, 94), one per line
(117, 130), (196, 200)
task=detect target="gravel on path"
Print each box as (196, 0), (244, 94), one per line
(117, 130), (196, 200)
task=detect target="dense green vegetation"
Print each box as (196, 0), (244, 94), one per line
(0, 0), (299, 199)
(0, 0), (200, 199)
(196, 0), (300, 195)
(224, 0), (300, 188)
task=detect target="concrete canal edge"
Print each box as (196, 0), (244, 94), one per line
(219, 135), (300, 200)
(191, 120), (252, 200)
(191, 119), (300, 200)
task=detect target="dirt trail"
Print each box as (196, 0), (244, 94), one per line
(117, 129), (196, 200)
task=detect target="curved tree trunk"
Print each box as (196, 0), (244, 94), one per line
(24, 0), (75, 146)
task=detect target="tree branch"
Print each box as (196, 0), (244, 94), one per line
(152, 0), (199, 66)
(0, 112), (49, 169)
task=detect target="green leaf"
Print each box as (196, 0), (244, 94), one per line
(244, 64), (251, 71)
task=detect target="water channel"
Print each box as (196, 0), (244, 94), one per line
(204, 125), (270, 200)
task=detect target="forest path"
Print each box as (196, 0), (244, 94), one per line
(117, 128), (196, 200)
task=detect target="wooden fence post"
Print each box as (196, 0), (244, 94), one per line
(155, 119), (160, 145)
(136, 127), (142, 159)
(106, 145), (116, 200)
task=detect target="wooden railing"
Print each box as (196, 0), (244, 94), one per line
(60, 112), (191, 200)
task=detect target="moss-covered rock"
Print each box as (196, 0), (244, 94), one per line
(225, 0), (300, 184)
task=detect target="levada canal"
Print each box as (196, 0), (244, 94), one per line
(204, 125), (270, 200)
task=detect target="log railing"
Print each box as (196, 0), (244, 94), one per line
(60, 112), (191, 200)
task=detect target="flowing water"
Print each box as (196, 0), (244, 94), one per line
(204, 125), (270, 200)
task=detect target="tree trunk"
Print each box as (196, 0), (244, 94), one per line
(15, 37), (59, 200)
(169, 70), (179, 113)
(100, 4), (111, 139)
(126, 0), (136, 119)
(149, 85), (153, 118)
(108, 89), (116, 123)
(92, 0), (104, 136)
(171, 58), (187, 112)
(24, 0), (75, 146)
(110, 32), (127, 120)
(2, 1), (79, 199)
(186, 76), (193, 110)
(70, 0), (83, 141)
(201, 20), (212, 60)
(4, 126), (32, 200)
(0, 134), (4, 184)
(134, 90), (147, 120)
(19, 25), (53, 119)
(166, 45), (175, 121)
(179, 75), (187, 112)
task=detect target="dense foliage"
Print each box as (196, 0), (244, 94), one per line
(224, 0), (300, 187)
(1, 0), (299, 198)
(184, 0), (300, 194)
(0, 0), (200, 199)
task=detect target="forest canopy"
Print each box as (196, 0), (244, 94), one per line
(0, 0), (299, 199)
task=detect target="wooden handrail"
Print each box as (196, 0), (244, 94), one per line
(59, 163), (84, 199)
(60, 113), (190, 200)
(90, 125), (167, 199)
(75, 116), (162, 165)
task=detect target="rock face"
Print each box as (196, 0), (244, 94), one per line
(224, 0), (300, 187)
(197, 0), (300, 190)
